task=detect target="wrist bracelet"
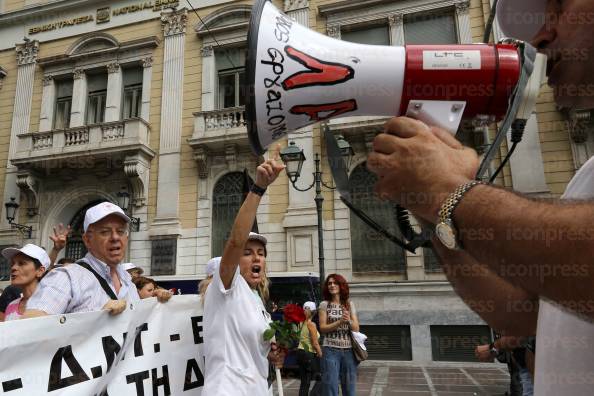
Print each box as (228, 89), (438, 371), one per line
(250, 184), (267, 196)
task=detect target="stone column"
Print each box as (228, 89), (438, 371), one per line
(282, 0), (319, 271)
(2, 40), (39, 230)
(455, 0), (472, 44)
(39, 75), (55, 132)
(152, 9), (187, 236)
(284, 0), (309, 25)
(200, 45), (215, 111)
(140, 56), (153, 121)
(388, 14), (404, 46)
(507, 114), (550, 194)
(69, 68), (87, 128)
(105, 62), (123, 122)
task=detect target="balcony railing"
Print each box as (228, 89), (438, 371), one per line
(189, 106), (249, 150)
(13, 118), (154, 167)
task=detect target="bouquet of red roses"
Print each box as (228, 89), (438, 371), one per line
(263, 304), (307, 351)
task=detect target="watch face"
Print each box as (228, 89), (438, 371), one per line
(436, 222), (457, 250)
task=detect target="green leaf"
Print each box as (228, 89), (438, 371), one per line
(263, 328), (275, 341)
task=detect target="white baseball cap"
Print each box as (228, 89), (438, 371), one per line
(205, 257), (221, 277)
(303, 301), (316, 311)
(247, 232), (267, 246)
(122, 263), (143, 274)
(496, 0), (547, 42)
(83, 201), (130, 232)
(2, 244), (51, 270)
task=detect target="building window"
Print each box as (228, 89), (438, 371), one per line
(151, 238), (177, 276)
(53, 79), (73, 129)
(86, 72), (107, 125)
(122, 66), (143, 119)
(348, 163), (406, 273)
(0, 245), (16, 281)
(65, 200), (106, 260)
(431, 325), (492, 362)
(404, 9), (458, 44)
(341, 23), (390, 45)
(216, 47), (247, 109)
(360, 325), (412, 361)
(212, 172), (244, 257)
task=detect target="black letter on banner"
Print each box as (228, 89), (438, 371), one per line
(47, 345), (91, 391)
(102, 332), (128, 372)
(135, 323), (149, 357)
(191, 316), (203, 344)
(183, 358), (204, 390)
(126, 370), (150, 396)
(151, 366), (171, 396)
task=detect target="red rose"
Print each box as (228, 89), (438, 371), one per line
(283, 304), (306, 323)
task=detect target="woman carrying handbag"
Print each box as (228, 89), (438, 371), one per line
(318, 274), (360, 396)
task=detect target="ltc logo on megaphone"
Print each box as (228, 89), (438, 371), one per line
(246, 0), (523, 155)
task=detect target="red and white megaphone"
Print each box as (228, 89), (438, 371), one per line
(246, 0), (545, 156)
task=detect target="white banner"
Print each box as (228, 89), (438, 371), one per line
(0, 296), (205, 396)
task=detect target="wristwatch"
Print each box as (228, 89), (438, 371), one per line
(435, 181), (485, 250)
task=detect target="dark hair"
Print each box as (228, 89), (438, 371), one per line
(12, 254), (42, 269)
(133, 276), (157, 290)
(57, 257), (75, 265)
(322, 273), (350, 307)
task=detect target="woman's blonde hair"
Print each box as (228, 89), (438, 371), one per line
(199, 277), (213, 306)
(257, 270), (270, 303)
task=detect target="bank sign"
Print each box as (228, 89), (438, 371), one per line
(27, 0), (179, 35)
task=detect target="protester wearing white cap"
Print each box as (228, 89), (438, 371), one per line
(198, 256), (221, 305)
(1, 244), (50, 321)
(366, 2), (594, 396)
(24, 201), (171, 319)
(202, 150), (286, 395)
(297, 301), (323, 396)
(122, 262), (144, 279)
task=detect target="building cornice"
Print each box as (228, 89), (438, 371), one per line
(0, 0), (105, 25)
(319, 0), (398, 16)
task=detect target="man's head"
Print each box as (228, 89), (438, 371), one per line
(497, 0), (594, 108)
(82, 202), (130, 267)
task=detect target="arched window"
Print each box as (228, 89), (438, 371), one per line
(348, 164), (406, 273)
(65, 200), (106, 260)
(212, 172), (244, 257)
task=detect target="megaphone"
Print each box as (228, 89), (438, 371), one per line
(246, 0), (543, 156)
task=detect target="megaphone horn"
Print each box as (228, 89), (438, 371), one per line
(246, 0), (525, 155)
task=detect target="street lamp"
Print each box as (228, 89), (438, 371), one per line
(4, 197), (32, 238)
(116, 189), (140, 232)
(280, 135), (354, 286)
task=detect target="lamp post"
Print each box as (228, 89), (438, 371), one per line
(4, 197), (32, 238)
(280, 136), (354, 286)
(116, 188), (141, 232)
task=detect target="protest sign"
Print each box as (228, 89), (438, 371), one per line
(0, 296), (204, 396)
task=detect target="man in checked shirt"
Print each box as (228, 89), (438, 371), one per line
(23, 202), (171, 318)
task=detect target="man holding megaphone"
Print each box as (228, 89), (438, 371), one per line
(366, 1), (594, 395)
(244, 0), (594, 394)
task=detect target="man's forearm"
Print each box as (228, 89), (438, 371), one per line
(433, 241), (538, 336)
(454, 185), (594, 316)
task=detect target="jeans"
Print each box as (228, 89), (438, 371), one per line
(321, 346), (357, 396)
(519, 367), (534, 396)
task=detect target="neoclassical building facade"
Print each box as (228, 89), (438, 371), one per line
(0, 0), (590, 362)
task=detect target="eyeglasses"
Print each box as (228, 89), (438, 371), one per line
(89, 228), (129, 238)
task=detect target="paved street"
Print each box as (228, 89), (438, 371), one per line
(274, 362), (510, 396)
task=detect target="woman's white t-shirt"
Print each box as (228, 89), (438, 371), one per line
(202, 267), (272, 395)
